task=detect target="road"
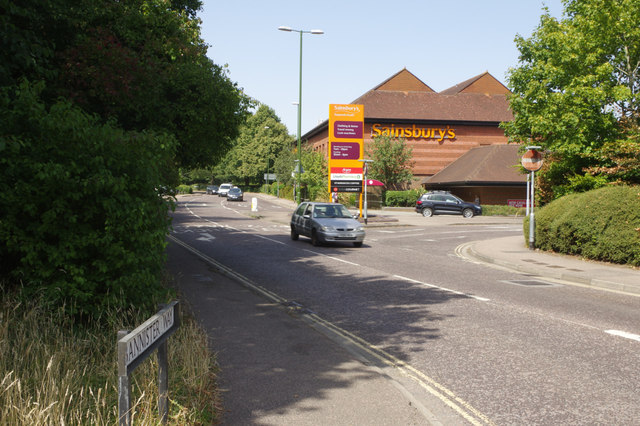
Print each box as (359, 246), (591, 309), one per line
(170, 193), (640, 425)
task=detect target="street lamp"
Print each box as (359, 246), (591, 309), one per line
(263, 126), (271, 186)
(278, 25), (324, 203)
(359, 159), (374, 224)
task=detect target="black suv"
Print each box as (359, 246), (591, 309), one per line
(415, 191), (482, 218)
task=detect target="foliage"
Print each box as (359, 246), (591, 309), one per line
(503, 0), (640, 199)
(1, 0), (251, 170)
(366, 135), (415, 190)
(528, 185), (640, 266)
(482, 205), (527, 216)
(214, 104), (293, 184)
(0, 83), (174, 317)
(300, 147), (328, 192)
(176, 184), (194, 194)
(0, 285), (219, 424)
(384, 189), (422, 207)
(583, 130), (640, 184)
(179, 167), (212, 185)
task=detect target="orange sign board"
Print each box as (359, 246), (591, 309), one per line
(328, 104), (364, 193)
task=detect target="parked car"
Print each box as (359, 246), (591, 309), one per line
(290, 202), (365, 247)
(206, 185), (219, 195)
(226, 187), (243, 201)
(218, 183), (233, 197)
(415, 191), (482, 218)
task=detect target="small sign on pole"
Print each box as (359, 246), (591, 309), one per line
(522, 147), (543, 250)
(118, 301), (180, 425)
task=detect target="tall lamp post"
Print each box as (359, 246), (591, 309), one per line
(278, 25), (324, 203)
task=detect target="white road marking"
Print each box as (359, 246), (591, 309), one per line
(196, 232), (215, 242)
(393, 274), (490, 302)
(255, 235), (286, 245)
(605, 330), (640, 342)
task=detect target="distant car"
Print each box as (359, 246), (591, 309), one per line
(415, 191), (482, 218)
(218, 183), (233, 197)
(226, 187), (243, 201)
(290, 202), (365, 247)
(206, 185), (219, 195)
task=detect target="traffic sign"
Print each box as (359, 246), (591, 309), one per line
(521, 149), (543, 171)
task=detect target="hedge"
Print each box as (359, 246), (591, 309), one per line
(0, 83), (176, 317)
(527, 186), (640, 266)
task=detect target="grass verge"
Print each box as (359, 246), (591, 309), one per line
(0, 281), (219, 425)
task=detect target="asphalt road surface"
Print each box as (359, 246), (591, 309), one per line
(171, 193), (640, 425)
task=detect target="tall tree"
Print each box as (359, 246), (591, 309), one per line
(215, 104), (294, 185)
(1, 0), (251, 169)
(503, 0), (640, 200)
(366, 135), (415, 190)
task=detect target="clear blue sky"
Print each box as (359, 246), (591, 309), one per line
(199, 0), (565, 136)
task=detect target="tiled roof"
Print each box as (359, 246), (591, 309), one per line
(422, 144), (526, 186)
(352, 90), (513, 123)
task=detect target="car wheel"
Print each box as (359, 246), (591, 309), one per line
(311, 230), (320, 246)
(353, 242), (363, 248)
(421, 207), (434, 217)
(462, 208), (474, 218)
(290, 227), (299, 241)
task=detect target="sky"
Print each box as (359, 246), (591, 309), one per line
(198, 0), (565, 136)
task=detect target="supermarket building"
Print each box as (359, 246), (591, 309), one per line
(302, 69), (527, 205)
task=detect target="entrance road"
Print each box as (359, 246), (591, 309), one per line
(171, 193), (640, 424)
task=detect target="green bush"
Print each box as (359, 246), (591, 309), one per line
(176, 184), (193, 194)
(0, 83), (175, 317)
(528, 185), (640, 266)
(385, 189), (422, 207)
(483, 205), (526, 216)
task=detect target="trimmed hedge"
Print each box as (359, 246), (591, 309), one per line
(527, 186), (640, 266)
(385, 189), (422, 207)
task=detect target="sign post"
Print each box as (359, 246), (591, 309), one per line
(521, 147), (543, 250)
(118, 301), (180, 425)
(328, 104), (365, 199)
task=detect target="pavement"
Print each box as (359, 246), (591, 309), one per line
(166, 192), (640, 425)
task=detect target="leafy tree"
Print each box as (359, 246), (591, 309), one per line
(366, 134), (415, 190)
(215, 104), (294, 185)
(299, 147), (328, 199)
(1, 0), (251, 170)
(1, 83), (174, 317)
(503, 0), (640, 200)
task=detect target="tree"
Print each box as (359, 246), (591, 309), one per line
(366, 135), (415, 190)
(215, 104), (294, 185)
(503, 0), (640, 200)
(1, 0), (251, 170)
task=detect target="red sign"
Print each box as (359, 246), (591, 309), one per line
(508, 199), (527, 208)
(521, 149), (543, 171)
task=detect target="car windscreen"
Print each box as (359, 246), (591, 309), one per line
(313, 205), (353, 218)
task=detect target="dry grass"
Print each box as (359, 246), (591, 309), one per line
(0, 286), (219, 425)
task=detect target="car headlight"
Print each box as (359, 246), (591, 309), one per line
(356, 226), (365, 232)
(321, 226), (335, 231)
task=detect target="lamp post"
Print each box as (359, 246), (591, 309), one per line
(358, 159), (374, 224)
(263, 126), (270, 186)
(278, 26), (324, 203)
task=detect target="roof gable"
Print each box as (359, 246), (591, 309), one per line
(373, 68), (434, 92)
(440, 71), (511, 95)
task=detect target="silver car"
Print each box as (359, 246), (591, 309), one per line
(217, 183), (232, 197)
(290, 202), (365, 247)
